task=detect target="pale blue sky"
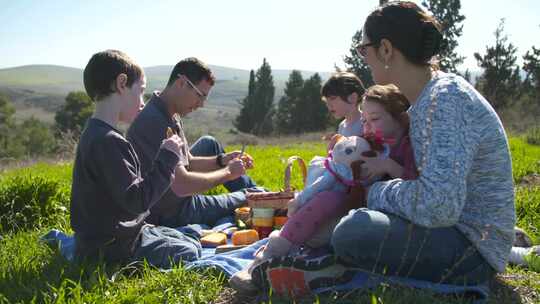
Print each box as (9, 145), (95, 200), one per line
(0, 0), (539, 72)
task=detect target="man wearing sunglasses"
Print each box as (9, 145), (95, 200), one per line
(127, 57), (261, 235)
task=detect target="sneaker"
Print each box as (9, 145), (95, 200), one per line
(229, 234), (293, 295)
(251, 254), (355, 298)
(508, 245), (540, 266)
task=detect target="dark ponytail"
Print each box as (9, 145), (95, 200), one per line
(419, 21), (443, 62)
(364, 1), (443, 67)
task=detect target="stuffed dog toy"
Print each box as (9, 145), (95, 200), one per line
(288, 135), (388, 216)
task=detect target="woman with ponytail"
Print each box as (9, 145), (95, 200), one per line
(331, 1), (515, 285)
(235, 2), (515, 294)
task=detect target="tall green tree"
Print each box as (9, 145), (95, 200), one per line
(235, 70), (256, 133)
(474, 19), (521, 110)
(253, 59), (275, 136)
(343, 30), (374, 87)
(276, 70), (304, 134)
(0, 94), (23, 158)
(298, 73), (327, 133)
(523, 46), (540, 97)
(422, 0), (466, 73)
(235, 59), (275, 136)
(54, 91), (94, 135)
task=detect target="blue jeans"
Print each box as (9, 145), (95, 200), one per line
(161, 135), (258, 228)
(133, 136), (259, 268)
(331, 209), (495, 285)
(132, 225), (202, 269)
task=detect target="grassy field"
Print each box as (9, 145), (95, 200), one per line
(0, 139), (539, 303)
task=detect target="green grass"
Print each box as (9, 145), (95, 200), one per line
(509, 137), (540, 183)
(0, 139), (539, 303)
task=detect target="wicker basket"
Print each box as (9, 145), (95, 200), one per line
(246, 156), (307, 209)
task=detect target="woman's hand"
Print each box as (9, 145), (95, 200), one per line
(359, 155), (404, 179)
(358, 156), (389, 180)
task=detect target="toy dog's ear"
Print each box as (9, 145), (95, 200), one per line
(361, 150), (377, 158)
(350, 160), (364, 181)
(327, 134), (346, 152)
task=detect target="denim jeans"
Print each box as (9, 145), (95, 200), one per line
(132, 225), (202, 269)
(132, 136), (260, 268)
(161, 135), (258, 228)
(331, 208), (495, 285)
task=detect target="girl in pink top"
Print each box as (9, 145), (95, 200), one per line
(230, 84), (417, 292)
(280, 84), (417, 247)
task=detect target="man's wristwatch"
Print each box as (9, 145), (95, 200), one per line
(216, 153), (226, 168)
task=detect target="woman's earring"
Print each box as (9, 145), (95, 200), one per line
(384, 64), (389, 70)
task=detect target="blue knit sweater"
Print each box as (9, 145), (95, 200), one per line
(367, 72), (515, 272)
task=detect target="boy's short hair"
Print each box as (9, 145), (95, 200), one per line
(83, 50), (143, 102)
(321, 72), (365, 104)
(166, 57), (215, 87)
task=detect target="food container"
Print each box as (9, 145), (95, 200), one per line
(235, 207), (252, 227)
(273, 216), (288, 229)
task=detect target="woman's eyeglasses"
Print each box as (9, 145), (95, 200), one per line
(355, 42), (378, 58)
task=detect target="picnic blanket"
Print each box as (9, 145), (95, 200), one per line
(42, 217), (490, 303)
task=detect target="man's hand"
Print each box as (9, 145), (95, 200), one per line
(226, 158), (246, 181)
(160, 134), (184, 156)
(224, 151), (254, 169)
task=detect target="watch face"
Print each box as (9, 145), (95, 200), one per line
(218, 153), (226, 167)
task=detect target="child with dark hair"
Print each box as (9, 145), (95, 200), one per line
(321, 72), (366, 148)
(71, 50), (201, 268)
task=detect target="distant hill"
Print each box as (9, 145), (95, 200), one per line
(0, 64), (332, 110)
